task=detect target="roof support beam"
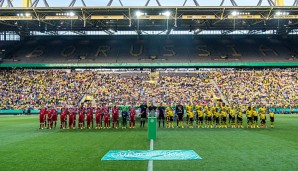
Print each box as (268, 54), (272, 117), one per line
(69, 0), (86, 7)
(182, 0), (199, 6)
(145, 0), (161, 6)
(220, 0), (238, 6)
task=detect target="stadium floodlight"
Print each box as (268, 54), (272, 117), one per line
(163, 11), (171, 17)
(69, 12), (75, 17)
(136, 11), (143, 17)
(25, 13), (31, 17)
(276, 11), (289, 16)
(231, 11), (239, 17)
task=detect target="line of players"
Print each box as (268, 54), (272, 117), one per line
(166, 105), (275, 129)
(39, 103), (275, 130)
(39, 105), (137, 129)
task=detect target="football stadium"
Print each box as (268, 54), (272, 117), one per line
(1, 0), (298, 171)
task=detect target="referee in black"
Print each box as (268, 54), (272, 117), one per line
(139, 101), (148, 128)
(176, 103), (184, 128)
(157, 103), (165, 128)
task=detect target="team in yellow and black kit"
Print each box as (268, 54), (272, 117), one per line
(163, 103), (275, 129)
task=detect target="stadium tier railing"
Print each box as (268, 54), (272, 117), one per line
(0, 62), (298, 68)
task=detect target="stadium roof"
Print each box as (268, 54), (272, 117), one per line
(1, 1), (298, 36)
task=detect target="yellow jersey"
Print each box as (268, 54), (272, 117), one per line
(198, 111), (204, 118)
(186, 105), (193, 116)
(195, 105), (202, 112)
(221, 110), (227, 117)
(246, 110), (253, 117)
(237, 111), (243, 118)
(253, 110), (258, 117)
(206, 110), (212, 117)
(189, 111), (194, 118)
(166, 107), (174, 117)
(269, 112), (274, 118)
(230, 108), (236, 117)
(260, 113), (266, 120)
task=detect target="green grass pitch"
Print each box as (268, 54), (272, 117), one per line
(1, 115), (298, 171)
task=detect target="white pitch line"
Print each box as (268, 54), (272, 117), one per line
(148, 139), (154, 171)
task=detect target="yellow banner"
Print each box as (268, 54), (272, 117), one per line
(273, 15), (298, 19)
(0, 16), (33, 20)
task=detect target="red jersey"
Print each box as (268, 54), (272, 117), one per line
(104, 113), (110, 122)
(130, 108), (136, 121)
(60, 108), (68, 122)
(112, 107), (119, 120)
(79, 109), (85, 122)
(39, 107), (46, 122)
(96, 107), (103, 120)
(50, 108), (58, 121)
(71, 108), (77, 119)
(47, 111), (53, 121)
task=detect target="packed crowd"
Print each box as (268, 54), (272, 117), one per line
(0, 69), (297, 111)
(214, 69), (298, 108)
(0, 69), (93, 110)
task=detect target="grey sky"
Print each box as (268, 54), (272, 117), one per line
(6, 0), (297, 7)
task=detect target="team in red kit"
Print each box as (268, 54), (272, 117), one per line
(39, 103), (139, 129)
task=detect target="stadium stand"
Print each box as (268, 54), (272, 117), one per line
(1, 37), (298, 64)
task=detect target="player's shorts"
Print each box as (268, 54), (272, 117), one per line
(186, 115), (189, 120)
(178, 114), (183, 121)
(261, 119), (266, 124)
(199, 117), (203, 122)
(189, 118), (194, 122)
(270, 117), (274, 122)
(96, 118), (101, 123)
(52, 116), (57, 121)
(158, 115), (165, 120)
(237, 117), (242, 122)
(215, 117), (219, 123)
(40, 119), (45, 123)
(104, 119), (109, 123)
(47, 119), (52, 123)
(168, 116), (173, 121)
(78, 116), (84, 122)
(253, 116), (258, 121)
(207, 116), (212, 121)
(247, 117), (252, 123)
(222, 117), (226, 122)
(112, 117), (119, 122)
